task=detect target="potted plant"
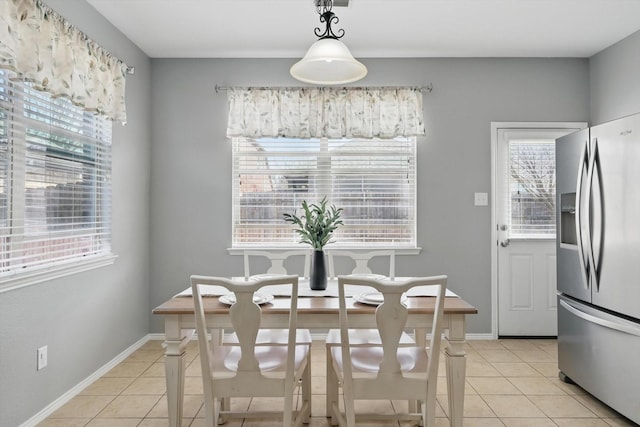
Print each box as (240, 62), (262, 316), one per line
(283, 196), (343, 290)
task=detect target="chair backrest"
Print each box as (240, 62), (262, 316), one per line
(243, 250), (311, 279)
(336, 274), (447, 387)
(327, 250), (395, 279)
(191, 274), (300, 396)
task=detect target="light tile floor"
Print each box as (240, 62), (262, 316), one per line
(38, 339), (639, 427)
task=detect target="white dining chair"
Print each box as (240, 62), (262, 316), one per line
(240, 250), (313, 355)
(326, 274), (448, 427)
(191, 274), (312, 427)
(324, 249), (398, 412)
(327, 249), (395, 279)
(243, 249), (311, 279)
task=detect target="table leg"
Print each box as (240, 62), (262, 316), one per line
(444, 314), (467, 427)
(164, 318), (190, 427)
(412, 328), (429, 414)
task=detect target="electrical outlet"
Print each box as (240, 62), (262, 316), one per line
(474, 192), (489, 206)
(37, 345), (48, 370)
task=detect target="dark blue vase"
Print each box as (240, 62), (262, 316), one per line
(310, 250), (327, 290)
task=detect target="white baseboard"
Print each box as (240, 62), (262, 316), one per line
(466, 333), (496, 340)
(20, 335), (151, 427)
(147, 333), (166, 341)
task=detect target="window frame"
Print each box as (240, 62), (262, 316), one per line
(507, 139), (557, 239)
(0, 72), (116, 293)
(230, 136), (420, 253)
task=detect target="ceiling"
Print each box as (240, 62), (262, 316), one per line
(86, 0), (640, 59)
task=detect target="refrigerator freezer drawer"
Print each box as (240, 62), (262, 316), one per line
(558, 296), (640, 424)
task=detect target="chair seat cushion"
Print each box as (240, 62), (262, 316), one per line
(330, 344), (428, 374)
(226, 329), (312, 345)
(211, 343), (310, 377)
(325, 328), (415, 346)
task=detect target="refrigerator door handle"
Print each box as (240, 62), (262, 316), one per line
(560, 299), (640, 337)
(574, 138), (590, 290)
(589, 137), (604, 291)
(584, 137), (598, 289)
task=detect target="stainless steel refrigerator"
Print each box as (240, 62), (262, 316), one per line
(556, 113), (640, 424)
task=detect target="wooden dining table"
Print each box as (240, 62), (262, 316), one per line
(152, 279), (477, 427)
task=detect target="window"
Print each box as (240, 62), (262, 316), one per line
(508, 139), (555, 237)
(0, 70), (112, 283)
(232, 136), (416, 248)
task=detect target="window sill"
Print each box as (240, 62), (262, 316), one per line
(0, 254), (118, 294)
(227, 247), (422, 256)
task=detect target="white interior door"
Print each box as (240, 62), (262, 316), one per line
(495, 125), (583, 336)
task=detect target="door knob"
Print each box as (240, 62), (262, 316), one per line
(499, 224), (509, 246)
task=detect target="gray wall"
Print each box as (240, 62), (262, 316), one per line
(590, 29), (640, 125)
(149, 57), (590, 335)
(0, 2), (152, 426)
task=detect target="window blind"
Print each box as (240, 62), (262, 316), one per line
(232, 136), (416, 247)
(508, 140), (556, 237)
(0, 70), (112, 277)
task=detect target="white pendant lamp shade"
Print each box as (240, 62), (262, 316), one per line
(290, 38), (367, 85)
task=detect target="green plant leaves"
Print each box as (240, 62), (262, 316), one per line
(282, 196), (343, 250)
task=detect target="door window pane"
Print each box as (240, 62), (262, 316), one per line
(509, 140), (556, 237)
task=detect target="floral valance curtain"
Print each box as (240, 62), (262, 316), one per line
(226, 87), (425, 139)
(0, 0), (128, 122)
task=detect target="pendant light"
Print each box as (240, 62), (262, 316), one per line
(290, 0), (367, 85)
